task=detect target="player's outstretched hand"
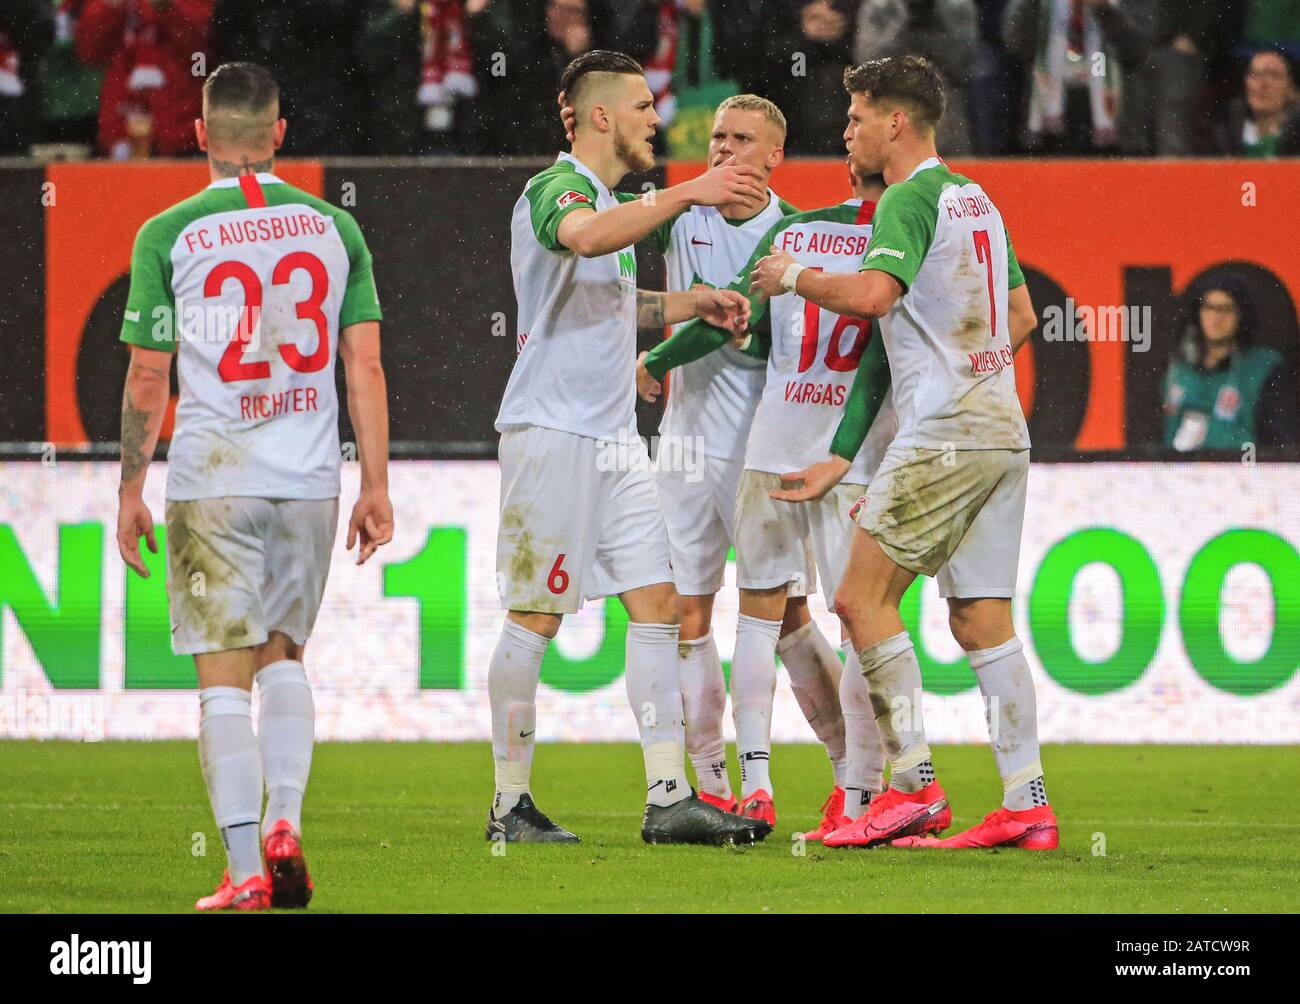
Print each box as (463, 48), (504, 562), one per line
(750, 246), (797, 300)
(117, 494), (157, 578)
(347, 488), (395, 565)
(695, 287), (750, 337)
(636, 350), (662, 402)
(685, 156), (767, 210)
(769, 455), (852, 503)
(557, 90), (576, 143)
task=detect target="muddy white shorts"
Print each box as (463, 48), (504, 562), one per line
(655, 453), (743, 596)
(496, 424), (674, 614)
(164, 496), (339, 656)
(852, 444), (1029, 597)
(732, 469), (853, 603)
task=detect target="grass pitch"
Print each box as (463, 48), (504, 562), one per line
(1, 742), (1296, 913)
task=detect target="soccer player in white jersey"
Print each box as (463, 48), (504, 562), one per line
(491, 50), (772, 846)
(115, 63), (392, 910)
(634, 99), (855, 832)
(641, 166), (895, 841)
(756, 56), (1057, 850)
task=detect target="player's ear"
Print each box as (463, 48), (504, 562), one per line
(272, 118), (287, 150)
(768, 146), (784, 173)
(590, 102), (610, 133)
(195, 118), (207, 152)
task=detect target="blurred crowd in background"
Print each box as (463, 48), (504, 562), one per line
(1, 1), (1299, 160)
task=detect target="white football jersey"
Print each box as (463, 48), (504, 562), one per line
(860, 157), (1030, 451)
(745, 199), (896, 483)
(496, 153), (639, 440)
(655, 192), (795, 460)
(120, 173), (383, 502)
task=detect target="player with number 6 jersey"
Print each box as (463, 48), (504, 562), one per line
(115, 63), (393, 911)
(490, 51), (773, 849)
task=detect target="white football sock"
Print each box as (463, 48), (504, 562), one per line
(778, 620), (847, 786)
(969, 636), (1047, 811)
(488, 619), (549, 816)
(679, 634), (731, 800)
(255, 660), (314, 837)
(625, 621), (690, 807)
(858, 631), (933, 793)
(840, 641), (885, 817)
(732, 613), (781, 798)
(199, 686), (264, 885)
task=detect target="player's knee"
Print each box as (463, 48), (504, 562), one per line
(779, 597), (810, 637)
(947, 601), (1012, 652)
(678, 598), (712, 640)
(509, 610), (563, 639)
(832, 589), (861, 628)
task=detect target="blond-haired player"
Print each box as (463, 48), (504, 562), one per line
(627, 96), (861, 831)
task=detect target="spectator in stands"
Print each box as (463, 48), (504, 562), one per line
(211, 0), (366, 155)
(1162, 281), (1298, 451)
(969, 0), (1019, 154)
(0, 2), (55, 155)
(40, 1), (104, 150)
(764, 0), (860, 155)
(1002, 0), (1156, 155)
(855, 0), (977, 154)
(361, 0), (478, 155)
(76, 0), (211, 159)
(1140, 3), (1223, 155)
(1212, 48), (1300, 157)
(1233, 0), (1300, 64)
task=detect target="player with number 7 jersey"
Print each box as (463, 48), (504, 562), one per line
(755, 56), (1054, 852)
(114, 63), (392, 912)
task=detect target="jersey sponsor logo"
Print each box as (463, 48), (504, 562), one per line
(866, 246), (906, 261)
(783, 380), (848, 407)
(969, 346), (1014, 375)
(690, 237), (713, 246)
(123, 309), (140, 323)
(777, 231), (871, 257)
(556, 190), (592, 209)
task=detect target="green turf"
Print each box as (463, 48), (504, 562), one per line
(1, 742), (1296, 913)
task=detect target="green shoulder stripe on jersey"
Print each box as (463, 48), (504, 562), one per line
(1006, 228), (1025, 289)
(858, 166), (944, 292)
(776, 197), (799, 216)
(119, 180), (381, 352)
(525, 160), (600, 253)
(830, 328), (891, 461)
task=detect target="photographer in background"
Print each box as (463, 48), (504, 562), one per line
(1162, 281), (1298, 452)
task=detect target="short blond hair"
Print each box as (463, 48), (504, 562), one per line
(715, 94), (787, 139)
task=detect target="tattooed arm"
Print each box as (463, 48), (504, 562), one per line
(116, 345), (173, 578)
(636, 288), (752, 331)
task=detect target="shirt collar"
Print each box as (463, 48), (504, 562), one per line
(556, 151), (608, 197)
(207, 172), (285, 190)
(905, 156), (943, 181)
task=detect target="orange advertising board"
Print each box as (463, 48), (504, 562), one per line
(668, 159), (1300, 450)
